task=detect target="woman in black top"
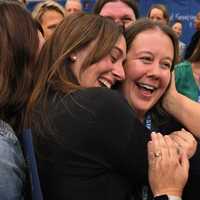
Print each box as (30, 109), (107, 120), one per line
(27, 13), (189, 200)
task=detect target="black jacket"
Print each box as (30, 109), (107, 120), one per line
(32, 88), (151, 200)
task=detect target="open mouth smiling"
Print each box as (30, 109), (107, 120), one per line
(135, 82), (158, 93)
(98, 78), (113, 88)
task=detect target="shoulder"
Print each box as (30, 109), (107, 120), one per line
(65, 87), (132, 115)
(0, 119), (25, 164)
(0, 120), (19, 144)
(71, 87), (125, 103)
(0, 120), (26, 199)
(175, 61), (193, 79)
(175, 61), (192, 75)
(51, 88), (137, 132)
(175, 61), (191, 68)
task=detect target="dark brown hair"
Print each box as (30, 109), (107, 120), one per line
(0, 1), (39, 133)
(93, 0), (139, 19)
(124, 18), (179, 126)
(27, 13), (124, 118)
(125, 18), (178, 69)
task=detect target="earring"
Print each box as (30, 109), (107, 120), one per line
(71, 55), (77, 62)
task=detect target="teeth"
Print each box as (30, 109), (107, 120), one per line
(138, 83), (156, 91)
(99, 79), (111, 88)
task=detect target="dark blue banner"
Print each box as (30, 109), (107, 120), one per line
(139, 0), (200, 45)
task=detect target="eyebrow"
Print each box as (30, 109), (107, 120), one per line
(47, 24), (58, 29)
(121, 15), (134, 19)
(136, 51), (173, 61)
(113, 46), (125, 59)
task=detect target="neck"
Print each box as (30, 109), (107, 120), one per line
(134, 109), (146, 123)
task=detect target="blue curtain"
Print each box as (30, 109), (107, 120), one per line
(139, 0), (200, 45)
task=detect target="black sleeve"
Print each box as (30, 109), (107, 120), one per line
(51, 88), (151, 181)
(153, 195), (169, 200)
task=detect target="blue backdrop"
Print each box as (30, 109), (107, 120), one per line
(27, 0), (95, 13)
(27, 0), (200, 45)
(139, 0), (200, 45)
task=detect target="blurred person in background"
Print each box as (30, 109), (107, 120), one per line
(171, 19), (186, 61)
(184, 11), (200, 60)
(65, 0), (82, 15)
(147, 4), (169, 25)
(93, 0), (139, 29)
(32, 0), (65, 40)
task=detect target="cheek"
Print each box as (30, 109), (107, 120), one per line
(81, 63), (102, 82)
(125, 61), (144, 80)
(160, 71), (171, 90)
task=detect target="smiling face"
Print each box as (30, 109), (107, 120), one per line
(99, 1), (136, 29)
(122, 29), (174, 121)
(70, 35), (126, 88)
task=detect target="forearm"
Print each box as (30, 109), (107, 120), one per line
(163, 91), (200, 138)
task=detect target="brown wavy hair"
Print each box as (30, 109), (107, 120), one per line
(26, 12), (124, 127)
(0, 1), (39, 133)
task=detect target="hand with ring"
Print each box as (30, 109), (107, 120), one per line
(154, 151), (162, 158)
(168, 128), (197, 159)
(148, 132), (189, 198)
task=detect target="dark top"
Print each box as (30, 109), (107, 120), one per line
(32, 88), (151, 200)
(153, 195), (169, 200)
(184, 31), (200, 60)
(135, 112), (200, 200)
(154, 117), (200, 200)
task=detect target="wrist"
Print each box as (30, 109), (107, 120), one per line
(163, 91), (182, 116)
(153, 188), (182, 198)
(154, 195), (182, 200)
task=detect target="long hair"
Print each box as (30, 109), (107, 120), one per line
(0, 1), (39, 133)
(27, 13), (124, 126)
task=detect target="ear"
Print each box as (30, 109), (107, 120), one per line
(69, 53), (77, 62)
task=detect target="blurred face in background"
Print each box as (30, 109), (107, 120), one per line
(40, 9), (64, 39)
(65, 1), (82, 15)
(149, 8), (167, 24)
(99, 1), (136, 29)
(172, 22), (182, 38)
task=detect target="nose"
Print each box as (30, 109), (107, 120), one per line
(147, 62), (160, 79)
(112, 63), (125, 81)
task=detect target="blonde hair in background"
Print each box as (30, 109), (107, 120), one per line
(32, 0), (65, 22)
